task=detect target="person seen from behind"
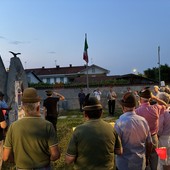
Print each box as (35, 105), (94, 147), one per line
(3, 87), (60, 170)
(136, 89), (167, 170)
(157, 92), (170, 170)
(43, 90), (65, 131)
(114, 92), (153, 170)
(65, 94), (123, 170)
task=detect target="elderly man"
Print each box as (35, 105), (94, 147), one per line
(3, 87), (60, 170)
(157, 92), (170, 170)
(136, 89), (167, 170)
(115, 92), (153, 170)
(65, 94), (122, 170)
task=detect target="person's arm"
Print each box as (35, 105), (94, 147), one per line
(151, 94), (167, 107)
(53, 92), (65, 101)
(65, 154), (76, 164)
(3, 147), (12, 161)
(145, 141), (154, 166)
(0, 110), (7, 129)
(0, 120), (7, 129)
(49, 145), (60, 161)
(114, 132), (123, 155)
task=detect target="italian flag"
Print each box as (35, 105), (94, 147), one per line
(83, 34), (88, 63)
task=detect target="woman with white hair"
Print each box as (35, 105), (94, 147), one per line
(157, 92), (170, 170)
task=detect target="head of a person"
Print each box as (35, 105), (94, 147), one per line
(83, 94), (103, 119)
(45, 90), (53, 96)
(0, 91), (4, 100)
(21, 88), (41, 116)
(138, 89), (152, 103)
(154, 85), (160, 93)
(119, 92), (136, 112)
(157, 92), (170, 104)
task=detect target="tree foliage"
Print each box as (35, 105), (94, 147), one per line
(144, 64), (170, 83)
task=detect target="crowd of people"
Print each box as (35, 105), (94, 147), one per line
(0, 85), (170, 169)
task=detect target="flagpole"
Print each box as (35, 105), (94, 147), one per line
(158, 46), (161, 86)
(86, 62), (89, 93)
(83, 33), (89, 92)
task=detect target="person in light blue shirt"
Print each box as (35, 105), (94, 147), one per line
(114, 92), (153, 170)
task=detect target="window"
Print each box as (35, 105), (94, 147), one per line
(92, 67), (95, 73)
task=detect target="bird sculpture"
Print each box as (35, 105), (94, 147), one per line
(9, 51), (21, 57)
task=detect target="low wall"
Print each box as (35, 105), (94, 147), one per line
(37, 85), (155, 111)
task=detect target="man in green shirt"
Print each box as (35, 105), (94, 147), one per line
(3, 87), (60, 169)
(65, 94), (122, 170)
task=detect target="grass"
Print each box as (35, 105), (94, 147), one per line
(2, 108), (121, 170)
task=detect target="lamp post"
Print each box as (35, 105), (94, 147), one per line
(158, 46), (161, 86)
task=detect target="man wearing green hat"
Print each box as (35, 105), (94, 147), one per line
(3, 87), (60, 169)
(65, 94), (122, 169)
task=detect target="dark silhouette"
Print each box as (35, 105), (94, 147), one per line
(9, 51), (21, 57)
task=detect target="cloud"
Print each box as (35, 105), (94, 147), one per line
(9, 40), (30, 45)
(0, 36), (6, 39)
(48, 51), (56, 54)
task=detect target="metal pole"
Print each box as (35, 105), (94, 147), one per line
(86, 63), (89, 93)
(158, 46), (161, 86)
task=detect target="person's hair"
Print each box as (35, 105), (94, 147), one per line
(122, 106), (134, 112)
(22, 102), (40, 116)
(140, 97), (149, 103)
(47, 94), (52, 97)
(157, 92), (170, 104)
(84, 109), (102, 119)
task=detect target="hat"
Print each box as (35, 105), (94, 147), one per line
(83, 95), (102, 111)
(119, 92), (136, 108)
(0, 92), (4, 97)
(138, 89), (152, 99)
(22, 88), (41, 103)
(45, 90), (53, 96)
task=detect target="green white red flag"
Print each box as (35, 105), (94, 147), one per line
(83, 34), (88, 63)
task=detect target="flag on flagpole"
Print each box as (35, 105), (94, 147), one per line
(83, 34), (88, 63)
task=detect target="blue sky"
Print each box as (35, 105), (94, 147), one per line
(0, 0), (170, 75)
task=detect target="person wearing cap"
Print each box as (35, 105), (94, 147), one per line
(135, 89), (167, 170)
(157, 92), (170, 170)
(114, 92), (153, 170)
(43, 90), (65, 131)
(65, 94), (123, 170)
(3, 87), (60, 170)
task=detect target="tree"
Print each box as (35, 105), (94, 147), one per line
(144, 64), (170, 83)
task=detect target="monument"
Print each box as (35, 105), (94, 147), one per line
(0, 52), (28, 123)
(0, 56), (7, 94)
